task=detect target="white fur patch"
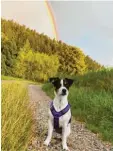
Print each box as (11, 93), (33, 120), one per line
(60, 79), (64, 87)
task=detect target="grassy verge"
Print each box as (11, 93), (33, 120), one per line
(1, 75), (23, 80)
(42, 69), (113, 144)
(2, 82), (33, 151)
(1, 75), (40, 85)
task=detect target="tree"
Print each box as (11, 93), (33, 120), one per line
(1, 32), (17, 75)
(1, 19), (102, 77)
(85, 55), (103, 72)
(14, 40), (59, 81)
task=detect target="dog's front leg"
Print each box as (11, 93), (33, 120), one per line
(62, 124), (69, 151)
(44, 119), (53, 146)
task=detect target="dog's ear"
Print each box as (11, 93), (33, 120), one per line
(65, 78), (74, 87)
(49, 77), (60, 85)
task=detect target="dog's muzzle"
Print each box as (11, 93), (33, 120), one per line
(62, 89), (67, 95)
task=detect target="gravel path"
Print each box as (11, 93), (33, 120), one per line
(28, 84), (113, 151)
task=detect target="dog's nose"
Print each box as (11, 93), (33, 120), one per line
(62, 89), (66, 94)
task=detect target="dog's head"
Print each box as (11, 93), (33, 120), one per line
(49, 77), (74, 97)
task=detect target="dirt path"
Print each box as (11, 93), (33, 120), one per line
(28, 84), (112, 151)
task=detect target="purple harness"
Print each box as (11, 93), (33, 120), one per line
(50, 101), (71, 131)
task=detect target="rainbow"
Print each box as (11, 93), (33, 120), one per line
(44, 0), (59, 40)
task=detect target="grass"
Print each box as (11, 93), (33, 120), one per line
(2, 82), (33, 151)
(73, 68), (113, 92)
(1, 75), (22, 80)
(1, 75), (40, 85)
(42, 68), (113, 144)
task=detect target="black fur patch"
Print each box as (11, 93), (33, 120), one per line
(49, 77), (74, 91)
(49, 77), (61, 92)
(63, 78), (74, 89)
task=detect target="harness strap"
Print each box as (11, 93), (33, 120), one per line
(50, 101), (71, 129)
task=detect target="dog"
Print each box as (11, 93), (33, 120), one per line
(44, 77), (74, 150)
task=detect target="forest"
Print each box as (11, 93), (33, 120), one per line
(1, 19), (103, 81)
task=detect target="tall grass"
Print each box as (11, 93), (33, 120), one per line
(2, 82), (33, 151)
(73, 68), (113, 92)
(69, 87), (113, 143)
(42, 69), (113, 144)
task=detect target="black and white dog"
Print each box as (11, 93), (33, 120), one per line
(44, 77), (74, 150)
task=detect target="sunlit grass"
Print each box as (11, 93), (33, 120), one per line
(1, 75), (40, 85)
(2, 82), (33, 151)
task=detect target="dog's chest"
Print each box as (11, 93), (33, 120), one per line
(49, 103), (71, 128)
(59, 110), (71, 127)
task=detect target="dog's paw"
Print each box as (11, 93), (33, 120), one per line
(63, 145), (70, 151)
(44, 140), (49, 146)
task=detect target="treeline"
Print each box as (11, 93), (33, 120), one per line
(1, 19), (103, 81)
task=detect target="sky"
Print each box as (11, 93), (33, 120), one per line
(1, 1), (113, 67)
(1, 1), (55, 38)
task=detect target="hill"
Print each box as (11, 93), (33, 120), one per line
(1, 19), (103, 81)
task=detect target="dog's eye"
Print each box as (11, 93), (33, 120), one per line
(64, 82), (67, 85)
